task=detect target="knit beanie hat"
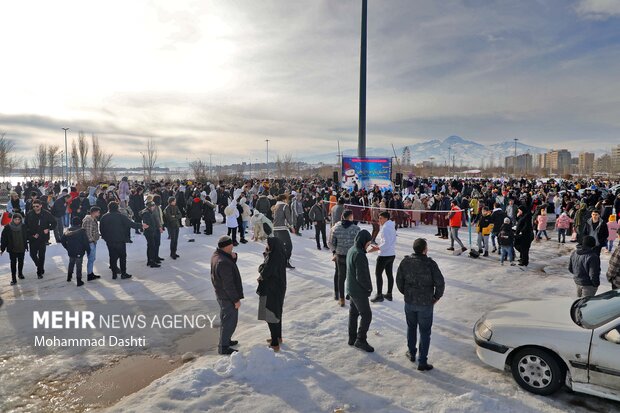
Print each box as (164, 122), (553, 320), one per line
(503, 217), (511, 224)
(218, 235), (233, 249)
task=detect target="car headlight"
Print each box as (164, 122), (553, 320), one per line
(475, 320), (493, 341)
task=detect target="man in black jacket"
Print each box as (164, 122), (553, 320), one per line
(25, 200), (56, 278)
(61, 217), (91, 287)
(211, 235), (244, 355)
(584, 210), (609, 256)
(309, 198), (328, 250)
(100, 201), (147, 279)
(396, 238), (445, 371)
(569, 235), (600, 297)
(490, 203), (507, 254)
(346, 230), (374, 352)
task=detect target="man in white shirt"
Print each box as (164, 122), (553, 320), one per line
(370, 211), (397, 302)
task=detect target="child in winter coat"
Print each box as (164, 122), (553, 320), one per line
(535, 209), (550, 241)
(607, 215), (619, 253)
(61, 217), (91, 286)
(555, 212), (573, 244)
(497, 217), (515, 266)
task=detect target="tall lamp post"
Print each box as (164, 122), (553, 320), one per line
(358, 0), (367, 158)
(62, 128), (69, 185)
(513, 138), (519, 177)
(265, 139), (270, 179)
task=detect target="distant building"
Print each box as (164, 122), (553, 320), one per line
(546, 149), (571, 175)
(578, 152), (594, 175)
(613, 144), (620, 173)
(594, 154), (612, 173)
(505, 153), (532, 175)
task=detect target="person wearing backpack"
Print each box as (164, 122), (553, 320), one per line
(498, 217), (515, 266)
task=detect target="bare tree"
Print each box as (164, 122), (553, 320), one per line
(78, 131), (89, 183)
(47, 145), (61, 183)
(189, 160), (208, 181)
(90, 134), (113, 182)
(0, 132), (16, 180)
(71, 140), (80, 184)
(276, 153), (294, 178)
(141, 138), (158, 182)
(32, 144), (48, 181)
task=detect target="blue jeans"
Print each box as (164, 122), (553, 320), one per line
(87, 242), (97, 274)
(500, 245), (513, 263)
(609, 240), (615, 252)
(536, 230), (548, 240)
(404, 303), (434, 365)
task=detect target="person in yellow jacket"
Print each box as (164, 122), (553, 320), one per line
(476, 207), (494, 257)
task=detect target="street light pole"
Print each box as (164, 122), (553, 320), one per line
(62, 128), (69, 185)
(358, 0), (367, 158)
(266, 139), (270, 179)
(513, 138), (518, 177)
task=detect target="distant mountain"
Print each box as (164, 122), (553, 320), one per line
(299, 136), (548, 167)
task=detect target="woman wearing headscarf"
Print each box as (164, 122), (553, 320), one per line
(257, 237), (287, 351)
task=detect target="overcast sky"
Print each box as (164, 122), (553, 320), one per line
(1, 0), (619, 167)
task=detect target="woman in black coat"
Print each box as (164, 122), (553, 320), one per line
(257, 237), (287, 351)
(202, 196), (217, 235)
(188, 197), (204, 234)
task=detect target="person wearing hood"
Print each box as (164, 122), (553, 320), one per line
(569, 235), (600, 297)
(329, 210), (361, 306)
(346, 229), (374, 352)
(490, 202), (508, 253)
(6, 191), (26, 217)
(225, 199), (240, 246)
(1, 213), (28, 285)
(555, 211), (573, 244)
(369, 212), (397, 303)
(584, 210), (609, 256)
(202, 196), (217, 235)
(163, 197), (181, 259)
(257, 237), (287, 351)
(61, 217), (91, 286)
(514, 205), (534, 267)
(119, 176), (130, 204)
(396, 238), (445, 371)
(272, 194), (295, 268)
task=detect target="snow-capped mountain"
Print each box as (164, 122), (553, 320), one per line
(299, 136), (548, 167)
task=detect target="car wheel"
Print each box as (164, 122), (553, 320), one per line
(510, 348), (565, 396)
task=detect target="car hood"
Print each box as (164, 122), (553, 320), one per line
(481, 297), (577, 330)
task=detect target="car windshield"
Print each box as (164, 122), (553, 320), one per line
(571, 290), (620, 329)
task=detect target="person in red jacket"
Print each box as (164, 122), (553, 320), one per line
(447, 200), (466, 252)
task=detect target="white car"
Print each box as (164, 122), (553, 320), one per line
(473, 290), (620, 401)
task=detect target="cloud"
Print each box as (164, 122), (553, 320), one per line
(1, 0), (620, 165)
(576, 0), (620, 19)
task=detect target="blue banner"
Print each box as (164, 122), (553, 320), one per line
(341, 156), (393, 192)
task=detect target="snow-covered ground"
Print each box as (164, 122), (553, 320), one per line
(0, 219), (618, 413)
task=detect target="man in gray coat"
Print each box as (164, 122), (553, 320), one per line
(211, 235), (244, 355)
(329, 210), (361, 306)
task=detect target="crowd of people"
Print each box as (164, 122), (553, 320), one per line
(1, 175), (619, 368)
